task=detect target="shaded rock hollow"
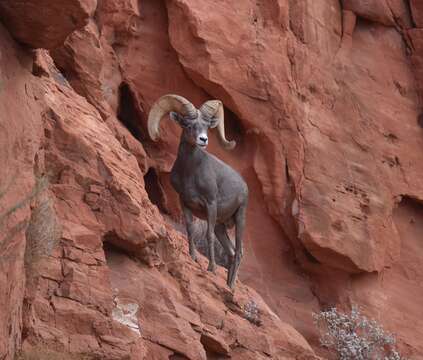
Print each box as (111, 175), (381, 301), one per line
(0, 0), (422, 359)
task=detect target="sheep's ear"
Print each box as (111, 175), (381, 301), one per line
(170, 111), (181, 122)
(207, 117), (219, 129)
(170, 112), (189, 127)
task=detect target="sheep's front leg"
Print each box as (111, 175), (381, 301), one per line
(181, 201), (197, 262)
(206, 200), (217, 273)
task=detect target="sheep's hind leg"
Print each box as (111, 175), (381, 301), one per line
(214, 223), (235, 269)
(206, 201), (217, 273)
(181, 201), (197, 262)
(228, 204), (246, 289)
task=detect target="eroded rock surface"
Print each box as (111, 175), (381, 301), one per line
(0, 0), (95, 49)
(0, 0), (423, 359)
(0, 17), (318, 360)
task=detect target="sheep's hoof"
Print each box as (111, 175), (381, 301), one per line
(227, 274), (235, 289)
(189, 250), (198, 262)
(227, 263), (238, 289)
(207, 262), (217, 273)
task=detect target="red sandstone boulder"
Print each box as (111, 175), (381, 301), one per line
(51, 20), (122, 118)
(0, 0), (96, 49)
(342, 0), (394, 26)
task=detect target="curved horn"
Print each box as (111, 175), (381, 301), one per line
(148, 94), (196, 141)
(199, 100), (236, 150)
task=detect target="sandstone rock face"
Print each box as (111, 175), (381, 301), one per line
(342, 0), (393, 26)
(1, 0), (423, 359)
(0, 10), (318, 360)
(0, 0), (95, 49)
(0, 24), (43, 360)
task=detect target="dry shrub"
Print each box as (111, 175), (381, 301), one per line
(313, 306), (407, 360)
(0, 175), (49, 265)
(24, 180), (61, 268)
(0, 175), (48, 228)
(243, 299), (261, 326)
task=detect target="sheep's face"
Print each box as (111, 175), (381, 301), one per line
(170, 111), (217, 149)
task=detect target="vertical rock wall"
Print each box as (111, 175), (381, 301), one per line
(0, 0), (422, 358)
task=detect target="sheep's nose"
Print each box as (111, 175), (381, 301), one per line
(199, 136), (208, 143)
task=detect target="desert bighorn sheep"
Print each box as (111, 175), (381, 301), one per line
(148, 94), (248, 289)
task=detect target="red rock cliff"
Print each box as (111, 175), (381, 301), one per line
(0, 0), (422, 359)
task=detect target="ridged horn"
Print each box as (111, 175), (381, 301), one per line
(199, 100), (236, 150)
(148, 94), (197, 141)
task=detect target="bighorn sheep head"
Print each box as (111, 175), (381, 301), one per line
(148, 94), (236, 149)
